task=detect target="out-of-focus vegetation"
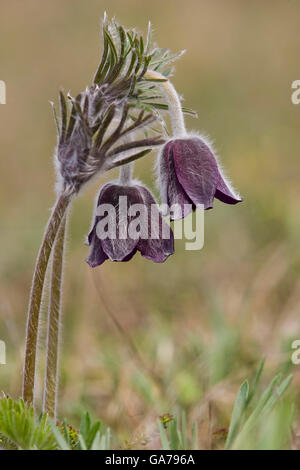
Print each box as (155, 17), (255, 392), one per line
(0, 0), (300, 450)
(0, 364), (294, 450)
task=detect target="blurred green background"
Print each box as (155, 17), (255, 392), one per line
(1, 0), (300, 449)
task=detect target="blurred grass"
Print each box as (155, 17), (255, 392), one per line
(0, 0), (300, 449)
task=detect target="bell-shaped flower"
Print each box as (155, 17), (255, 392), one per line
(86, 181), (174, 267)
(158, 136), (242, 220)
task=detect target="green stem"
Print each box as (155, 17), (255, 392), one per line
(43, 213), (67, 419)
(22, 193), (70, 405)
(144, 70), (187, 137)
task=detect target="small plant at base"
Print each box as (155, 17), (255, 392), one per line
(225, 359), (293, 450)
(158, 411), (198, 450)
(0, 360), (294, 451)
(0, 397), (57, 450)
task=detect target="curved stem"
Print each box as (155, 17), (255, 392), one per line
(119, 162), (133, 184)
(43, 213), (68, 419)
(144, 70), (187, 137)
(22, 193), (71, 405)
(117, 132), (134, 185)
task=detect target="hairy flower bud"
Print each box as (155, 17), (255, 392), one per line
(158, 136), (242, 220)
(86, 181), (174, 267)
(57, 118), (92, 194)
(53, 90), (164, 196)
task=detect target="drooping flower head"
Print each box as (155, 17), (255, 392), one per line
(52, 17), (242, 268)
(86, 178), (174, 267)
(158, 135), (242, 220)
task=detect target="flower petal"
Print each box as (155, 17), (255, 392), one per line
(136, 185), (174, 262)
(99, 184), (141, 261)
(172, 138), (219, 210)
(86, 228), (108, 267)
(159, 142), (193, 220)
(215, 169), (242, 205)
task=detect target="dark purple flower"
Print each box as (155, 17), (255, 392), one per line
(86, 182), (174, 267)
(158, 136), (242, 220)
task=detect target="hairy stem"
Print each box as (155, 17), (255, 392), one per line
(43, 213), (67, 419)
(119, 162), (133, 185)
(22, 193), (71, 405)
(144, 70), (187, 137)
(118, 134), (134, 184)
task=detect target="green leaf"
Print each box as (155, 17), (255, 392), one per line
(261, 375), (293, 415)
(50, 101), (59, 134)
(108, 149), (153, 170)
(59, 91), (67, 140)
(158, 420), (170, 450)
(49, 422), (70, 450)
(191, 422), (198, 450)
(232, 373), (292, 449)
(0, 398), (57, 450)
(145, 21), (152, 54)
(79, 412), (102, 450)
(181, 411), (187, 450)
(169, 417), (180, 450)
(78, 434), (87, 450)
(105, 29), (118, 64)
(225, 380), (249, 449)
(65, 101), (76, 140)
(93, 28), (109, 84)
(143, 78), (168, 83)
(247, 357), (265, 406)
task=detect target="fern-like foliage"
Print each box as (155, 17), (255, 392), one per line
(0, 398), (111, 450)
(0, 397), (57, 450)
(93, 17), (196, 120)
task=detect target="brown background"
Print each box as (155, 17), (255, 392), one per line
(0, 0), (300, 448)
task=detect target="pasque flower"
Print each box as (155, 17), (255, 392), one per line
(142, 70), (242, 221)
(23, 19), (177, 412)
(23, 15), (243, 420)
(86, 173), (174, 267)
(158, 136), (242, 220)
